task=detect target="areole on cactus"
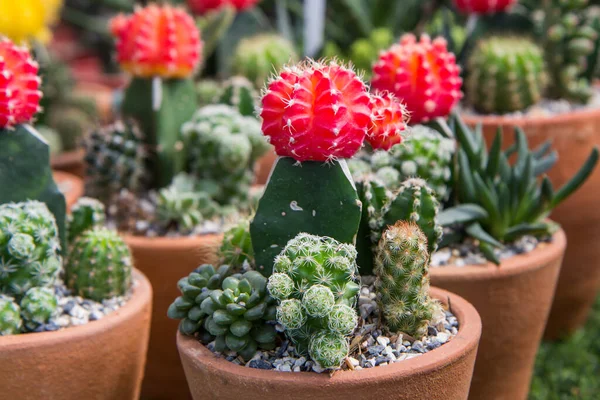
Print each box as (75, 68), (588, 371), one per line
(372, 34), (463, 124)
(453, 0), (517, 15)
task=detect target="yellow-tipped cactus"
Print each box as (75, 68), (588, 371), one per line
(0, 0), (62, 44)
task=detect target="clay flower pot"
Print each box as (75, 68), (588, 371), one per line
(255, 149), (277, 185)
(430, 229), (566, 400)
(463, 109), (600, 339)
(125, 234), (223, 400)
(177, 287), (481, 400)
(52, 170), (84, 211)
(51, 149), (85, 178)
(0, 269), (152, 400)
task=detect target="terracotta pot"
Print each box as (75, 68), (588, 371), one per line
(463, 109), (600, 339)
(52, 170), (84, 211)
(255, 149), (277, 185)
(0, 269), (152, 400)
(177, 287), (481, 400)
(51, 149), (85, 178)
(125, 234), (223, 400)
(73, 81), (116, 123)
(430, 229), (566, 400)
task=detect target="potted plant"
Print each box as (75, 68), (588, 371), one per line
(170, 58), (482, 400)
(0, 38), (151, 400)
(84, 4), (272, 398)
(448, 0), (600, 339)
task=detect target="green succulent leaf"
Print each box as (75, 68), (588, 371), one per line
(438, 204), (489, 226)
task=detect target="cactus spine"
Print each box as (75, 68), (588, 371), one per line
(374, 222), (442, 337)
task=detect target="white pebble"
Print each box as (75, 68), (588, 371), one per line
(377, 336), (390, 347)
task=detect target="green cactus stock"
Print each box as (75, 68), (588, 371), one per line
(67, 197), (106, 244)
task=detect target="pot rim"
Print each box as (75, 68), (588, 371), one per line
(176, 286), (482, 384)
(50, 149), (85, 165)
(431, 229), (566, 281)
(461, 104), (600, 126)
(0, 268), (151, 350)
(123, 232), (223, 248)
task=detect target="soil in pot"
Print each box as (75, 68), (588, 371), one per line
(461, 107), (600, 339)
(430, 229), (566, 400)
(52, 170), (84, 211)
(0, 269), (152, 400)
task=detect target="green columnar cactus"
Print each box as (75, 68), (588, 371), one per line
(466, 37), (548, 114)
(19, 287), (58, 330)
(0, 201), (62, 297)
(67, 197), (106, 243)
(251, 158), (363, 276)
(232, 34), (299, 87)
(0, 295), (22, 335)
(382, 178), (443, 255)
(84, 119), (147, 204)
(0, 125), (67, 248)
(218, 218), (254, 269)
(217, 76), (259, 117)
(374, 221), (441, 337)
(169, 268), (277, 360)
(155, 174), (220, 232)
(66, 228), (133, 301)
(182, 105), (270, 206)
(267, 233), (360, 369)
(122, 77), (198, 188)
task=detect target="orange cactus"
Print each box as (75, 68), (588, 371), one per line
(110, 5), (202, 79)
(372, 34), (463, 124)
(0, 39), (42, 129)
(367, 92), (408, 151)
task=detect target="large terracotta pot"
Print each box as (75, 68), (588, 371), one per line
(125, 234), (223, 400)
(51, 149), (85, 178)
(255, 149), (277, 185)
(52, 170), (84, 211)
(0, 269), (152, 400)
(430, 229), (566, 400)
(463, 109), (600, 339)
(177, 287), (481, 400)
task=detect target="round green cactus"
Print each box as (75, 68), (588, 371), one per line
(466, 37), (548, 114)
(84, 119), (147, 204)
(0, 295), (22, 335)
(374, 222), (442, 338)
(196, 79), (221, 105)
(19, 287), (58, 331)
(217, 76), (259, 117)
(67, 197), (106, 243)
(232, 34), (298, 87)
(218, 218), (254, 269)
(0, 201), (62, 297)
(66, 228), (132, 301)
(267, 233), (360, 369)
(47, 106), (94, 151)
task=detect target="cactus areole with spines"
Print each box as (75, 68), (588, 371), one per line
(260, 60), (372, 162)
(453, 0), (517, 15)
(110, 4), (202, 79)
(372, 34), (463, 124)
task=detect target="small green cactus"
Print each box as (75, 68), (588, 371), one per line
(196, 79), (221, 105)
(84, 119), (147, 204)
(19, 287), (58, 331)
(374, 221), (442, 338)
(0, 295), (22, 335)
(232, 34), (298, 87)
(0, 201), (62, 297)
(46, 106), (94, 151)
(67, 197), (106, 243)
(66, 228), (133, 301)
(466, 37), (548, 114)
(155, 174), (220, 232)
(218, 218), (254, 269)
(348, 28), (394, 77)
(182, 105), (269, 206)
(217, 76), (259, 117)
(169, 267), (277, 360)
(267, 233), (360, 369)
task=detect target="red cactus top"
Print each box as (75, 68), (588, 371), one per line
(372, 34), (463, 125)
(110, 5), (202, 79)
(260, 60), (372, 162)
(453, 0), (517, 14)
(0, 39), (42, 129)
(367, 92), (408, 151)
(188, 0), (261, 14)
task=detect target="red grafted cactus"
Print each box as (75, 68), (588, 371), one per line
(188, 0), (260, 14)
(367, 92), (408, 151)
(110, 5), (202, 79)
(372, 34), (463, 124)
(0, 39), (42, 129)
(453, 0), (517, 14)
(260, 60), (371, 162)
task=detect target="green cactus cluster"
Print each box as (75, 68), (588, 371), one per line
(168, 266), (277, 360)
(182, 105), (270, 206)
(67, 197), (106, 243)
(19, 287), (59, 331)
(232, 34), (299, 87)
(466, 37), (548, 114)
(84, 119), (147, 204)
(66, 228), (133, 301)
(374, 222), (442, 338)
(218, 218), (254, 270)
(267, 233), (360, 369)
(0, 295), (22, 335)
(196, 76), (260, 117)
